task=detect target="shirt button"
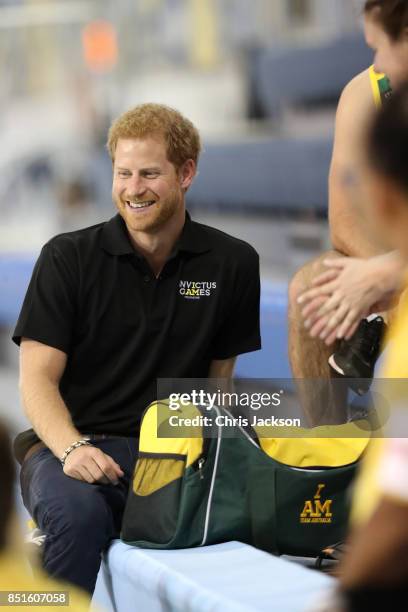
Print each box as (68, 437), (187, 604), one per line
(143, 275), (150, 282)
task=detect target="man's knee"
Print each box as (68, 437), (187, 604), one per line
(39, 487), (113, 594)
(288, 265), (310, 311)
(288, 250), (343, 314)
(42, 486), (113, 544)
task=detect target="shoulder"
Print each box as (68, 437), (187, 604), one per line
(331, 68), (375, 162)
(336, 68), (374, 124)
(43, 221), (106, 259)
(340, 68), (372, 107)
(192, 220), (259, 264)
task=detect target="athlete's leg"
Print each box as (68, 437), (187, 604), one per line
(288, 250), (348, 425)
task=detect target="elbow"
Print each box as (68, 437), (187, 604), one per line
(18, 367), (32, 399)
(18, 374), (26, 400)
(18, 376), (31, 417)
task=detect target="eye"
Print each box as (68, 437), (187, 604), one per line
(145, 171), (160, 179)
(117, 171), (131, 178)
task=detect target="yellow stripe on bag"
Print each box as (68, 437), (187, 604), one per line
(255, 421), (371, 468)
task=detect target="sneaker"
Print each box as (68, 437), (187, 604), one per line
(24, 527), (46, 568)
(25, 528), (46, 548)
(328, 316), (386, 395)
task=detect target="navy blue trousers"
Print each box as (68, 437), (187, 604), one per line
(20, 437), (138, 594)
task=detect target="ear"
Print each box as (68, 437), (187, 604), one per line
(178, 159), (196, 192)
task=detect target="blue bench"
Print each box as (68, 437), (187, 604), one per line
(188, 138), (332, 214)
(93, 540), (334, 612)
(255, 32), (373, 118)
(0, 254), (37, 327)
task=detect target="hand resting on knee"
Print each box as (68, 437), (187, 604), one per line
(297, 252), (406, 345)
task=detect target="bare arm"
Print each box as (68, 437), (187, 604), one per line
(19, 338), (80, 458)
(208, 357), (236, 378)
(207, 358), (237, 406)
(329, 69), (386, 258)
(296, 71), (405, 343)
(20, 338), (123, 484)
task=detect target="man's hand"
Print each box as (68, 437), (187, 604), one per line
(63, 445), (124, 485)
(297, 254), (402, 345)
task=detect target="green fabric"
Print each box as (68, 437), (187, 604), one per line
(121, 406), (359, 556)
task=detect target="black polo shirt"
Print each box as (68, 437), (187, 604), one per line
(12, 212), (261, 461)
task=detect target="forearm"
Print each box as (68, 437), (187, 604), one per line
(376, 251), (407, 294)
(20, 376), (82, 459)
(20, 374), (124, 485)
(353, 250), (407, 304)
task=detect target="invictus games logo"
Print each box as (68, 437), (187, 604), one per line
(179, 280), (217, 299)
(300, 484), (333, 524)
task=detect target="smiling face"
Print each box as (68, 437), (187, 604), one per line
(112, 136), (187, 235)
(364, 14), (408, 86)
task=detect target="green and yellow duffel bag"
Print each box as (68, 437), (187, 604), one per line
(121, 400), (370, 557)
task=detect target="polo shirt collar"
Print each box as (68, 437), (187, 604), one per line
(101, 212), (211, 256)
(101, 214), (134, 255)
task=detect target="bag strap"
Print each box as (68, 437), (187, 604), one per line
(315, 541), (349, 570)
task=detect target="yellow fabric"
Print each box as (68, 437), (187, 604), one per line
(258, 427), (370, 468)
(138, 401), (203, 467)
(140, 401), (369, 470)
(352, 284), (408, 525)
(134, 400), (204, 494)
(134, 458), (185, 496)
(369, 64), (384, 109)
(0, 551), (91, 611)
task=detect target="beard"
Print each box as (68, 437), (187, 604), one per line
(114, 187), (183, 234)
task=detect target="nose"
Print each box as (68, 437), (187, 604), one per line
(126, 174), (147, 198)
